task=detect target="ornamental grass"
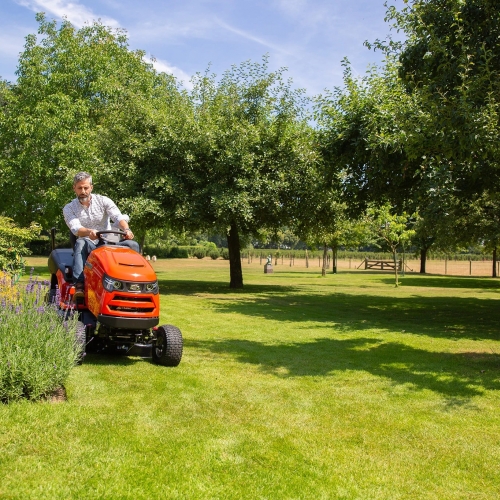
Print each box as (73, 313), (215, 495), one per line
(0, 270), (82, 402)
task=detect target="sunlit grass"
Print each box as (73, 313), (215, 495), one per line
(1, 257), (499, 499)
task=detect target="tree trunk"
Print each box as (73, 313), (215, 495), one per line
(139, 232), (146, 254)
(419, 247), (427, 274)
(227, 222), (243, 288)
(321, 244), (327, 277)
(332, 245), (338, 274)
(493, 247), (497, 278)
(393, 249), (399, 286)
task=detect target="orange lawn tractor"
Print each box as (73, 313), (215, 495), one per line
(48, 228), (183, 366)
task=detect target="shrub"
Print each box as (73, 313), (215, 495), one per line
(201, 241), (218, 251)
(208, 250), (220, 260)
(0, 217), (41, 277)
(0, 271), (82, 402)
(168, 247), (189, 259)
(142, 245), (190, 259)
(193, 249), (206, 259)
(143, 245), (171, 258)
(221, 249), (230, 260)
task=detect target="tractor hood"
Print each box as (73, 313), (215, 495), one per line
(89, 246), (157, 282)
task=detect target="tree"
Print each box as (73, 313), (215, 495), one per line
(148, 58), (317, 288)
(367, 204), (416, 286)
(385, 0), (500, 261)
(91, 69), (189, 248)
(0, 14), (169, 232)
(448, 192), (500, 277)
(316, 60), (426, 215)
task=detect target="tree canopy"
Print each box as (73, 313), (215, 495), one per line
(2, 5), (500, 282)
(0, 13), (168, 229)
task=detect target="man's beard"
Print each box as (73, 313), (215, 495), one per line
(78, 195), (90, 203)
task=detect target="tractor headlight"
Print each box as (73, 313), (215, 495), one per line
(102, 276), (158, 294)
(103, 276), (125, 292)
(145, 281), (159, 294)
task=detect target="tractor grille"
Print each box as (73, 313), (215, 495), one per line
(108, 294), (156, 314)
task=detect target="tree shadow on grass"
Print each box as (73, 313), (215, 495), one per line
(189, 337), (500, 398)
(382, 275), (500, 290)
(208, 291), (500, 341)
(157, 279), (298, 296)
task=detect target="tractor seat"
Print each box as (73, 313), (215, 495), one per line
(48, 248), (74, 282)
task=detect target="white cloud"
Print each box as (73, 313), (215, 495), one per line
(148, 57), (193, 90)
(215, 18), (291, 55)
(132, 19), (212, 44)
(15, 0), (120, 28)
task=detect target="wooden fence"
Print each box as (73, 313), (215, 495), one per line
(242, 253), (499, 277)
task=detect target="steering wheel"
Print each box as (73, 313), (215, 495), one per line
(96, 230), (127, 245)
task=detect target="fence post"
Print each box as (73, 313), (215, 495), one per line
(469, 259), (472, 276)
(445, 257), (447, 275)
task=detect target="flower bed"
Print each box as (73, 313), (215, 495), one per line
(0, 270), (82, 402)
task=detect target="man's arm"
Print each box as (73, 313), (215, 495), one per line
(102, 196), (134, 240)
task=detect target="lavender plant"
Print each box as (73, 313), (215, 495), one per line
(0, 270), (82, 402)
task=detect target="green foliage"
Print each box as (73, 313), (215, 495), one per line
(169, 247), (189, 259)
(0, 217), (40, 276)
(383, 0), (500, 255)
(193, 249), (207, 259)
(367, 203), (416, 285)
(315, 60), (425, 214)
(0, 272), (81, 402)
(208, 249), (221, 260)
(148, 57), (318, 287)
(0, 14), (171, 229)
(142, 245), (189, 259)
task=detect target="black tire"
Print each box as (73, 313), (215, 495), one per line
(47, 288), (57, 304)
(152, 325), (183, 366)
(75, 321), (87, 364)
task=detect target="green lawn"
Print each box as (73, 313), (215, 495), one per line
(1, 258), (499, 499)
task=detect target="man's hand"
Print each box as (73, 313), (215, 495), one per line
(77, 228), (99, 239)
(124, 229), (134, 240)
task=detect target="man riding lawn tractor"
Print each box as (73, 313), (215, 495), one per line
(47, 172), (183, 366)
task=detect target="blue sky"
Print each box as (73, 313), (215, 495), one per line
(0, 0), (404, 95)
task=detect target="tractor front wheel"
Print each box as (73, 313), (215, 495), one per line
(152, 325), (183, 366)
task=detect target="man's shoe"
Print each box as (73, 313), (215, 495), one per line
(73, 282), (84, 302)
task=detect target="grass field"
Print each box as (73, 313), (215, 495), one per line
(1, 257), (499, 499)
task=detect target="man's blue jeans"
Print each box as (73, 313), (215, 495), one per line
(73, 238), (140, 283)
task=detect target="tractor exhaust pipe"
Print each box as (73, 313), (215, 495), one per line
(50, 227), (56, 251)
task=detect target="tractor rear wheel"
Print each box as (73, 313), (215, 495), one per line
(152, 325), (183, 366)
